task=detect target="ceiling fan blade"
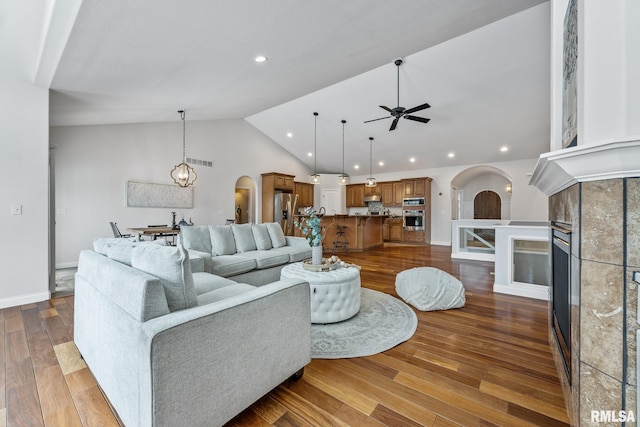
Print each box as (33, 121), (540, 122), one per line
(404, 115), (431, 124)
(379, 105), (392, 112)
(364, 116), (392, 123)
(389, 117), (400, 131)
(403, 102), (431, 115)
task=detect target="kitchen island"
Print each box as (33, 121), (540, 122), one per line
(294, 214), (385, 253)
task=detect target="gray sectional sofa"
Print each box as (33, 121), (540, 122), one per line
(179, 223), (312, 286)
(74, 235), (311, 427)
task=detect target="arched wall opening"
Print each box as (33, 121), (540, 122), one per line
(451, 165), (512, 220)
(234, 176), (256, 224)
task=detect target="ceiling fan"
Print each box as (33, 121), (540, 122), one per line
(364, 59), (431, 131)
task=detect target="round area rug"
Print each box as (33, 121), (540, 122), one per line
(311, 288), (417, 359)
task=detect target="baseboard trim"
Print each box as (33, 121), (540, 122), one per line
(430, 241), (451, 247)
(493, 283), (549, 301)
(0, 291), (51, 309)
(56, 261), (78, 269)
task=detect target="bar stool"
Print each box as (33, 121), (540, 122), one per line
(332, 223), (349, 255)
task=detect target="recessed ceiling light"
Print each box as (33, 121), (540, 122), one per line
(378, 161), (384, 166)
(307, 152), (313, 157)
(409, 157), (416, 163)
(448, 152), (455, 158)
(254, 55), (268, 63)
(354, 164), (360, 170)
(286, 132), (293, 138)
(500, 146), (509, 152)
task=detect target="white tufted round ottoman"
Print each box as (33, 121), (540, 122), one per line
(280, 262), (361, 323)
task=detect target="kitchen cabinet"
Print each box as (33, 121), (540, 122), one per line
(384, 218), (403, 242)
(382, 221), (390, 241)
(364, 184), (381, 197)
(403, 179), (427, 197)
(262, 172), (296, 225)
(346, 184), (365, 207)
(403, 230), (426, 243)
(393, 181), (404, 206)
(380, 182), (394, 206)
(294, 181), (314, 208)
(263, 173), (295, 192)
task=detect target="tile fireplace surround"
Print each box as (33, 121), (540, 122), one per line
(530, 139), (640, 426)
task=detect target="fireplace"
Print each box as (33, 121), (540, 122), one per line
(551, 221), (572, 384)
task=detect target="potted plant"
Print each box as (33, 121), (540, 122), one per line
(294, 207), (324, 265)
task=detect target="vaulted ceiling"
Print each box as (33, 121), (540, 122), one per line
(45, 0), (550, 174)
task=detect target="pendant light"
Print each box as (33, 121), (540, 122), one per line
(310, 112), (321, 184)
(170, 110), (197, 187)
(365, 137), (377, 187)
(337, 119), (349, 185)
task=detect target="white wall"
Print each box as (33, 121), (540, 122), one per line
(347, 158), (547, 245)
(52, 119), (311, 266)
(460, 174), (512, 220)
(0, 1), (51, 307)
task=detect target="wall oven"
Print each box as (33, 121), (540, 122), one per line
(403, 210), (425, 231)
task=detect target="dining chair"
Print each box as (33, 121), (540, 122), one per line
(110, 222), (132, 238)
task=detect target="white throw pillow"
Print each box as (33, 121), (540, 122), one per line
(232, 223), (257, 253)
(93, 236), (138, 255)
(209, 225), (237, 255)
(106, 240), (167, 265)
(252, 224), (273, 250)
(180, 225), (212, 254)
(266, 222), (287, 248)
(131, 244), (197, 312)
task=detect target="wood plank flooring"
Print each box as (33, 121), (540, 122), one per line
(1, 245), (569, 426)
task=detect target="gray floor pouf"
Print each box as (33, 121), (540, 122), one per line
(395, 267), (466, 311)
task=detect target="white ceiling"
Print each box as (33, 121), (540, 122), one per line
(46, 0), (550, 175)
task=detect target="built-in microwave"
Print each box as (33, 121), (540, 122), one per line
(403, 210), (425, 231)
(403, 197), (425, 207)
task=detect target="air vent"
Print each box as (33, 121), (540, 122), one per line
(186, 158), (213, 167)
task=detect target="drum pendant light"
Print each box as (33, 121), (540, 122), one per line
(170, 110), (197, 187)
(337, 119), (349, 185)
(310, 112), (321, 184)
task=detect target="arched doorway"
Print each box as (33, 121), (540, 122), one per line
(474, 190), (501, 219)
(450, 165), (512, 220)
(234, 176), (256, 224)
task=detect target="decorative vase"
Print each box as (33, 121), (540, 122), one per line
(311, 245), (323, 265)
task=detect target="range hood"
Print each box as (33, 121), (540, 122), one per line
(364, 194), (381, 202)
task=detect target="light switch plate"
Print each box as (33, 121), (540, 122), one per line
(634, 271), (640, 284)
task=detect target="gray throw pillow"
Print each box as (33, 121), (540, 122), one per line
(131, 244), (197, 312)
(252, 224), (273, 250)
(209, 225), (237, 255)
(266, 222), (287, 248)
(232, 223), (257, 253)
(180, 225), (212, 254)
(106, 240), (168, 265)
(93, 236), (138, 255)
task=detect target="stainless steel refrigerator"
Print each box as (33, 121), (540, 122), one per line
(274, 192), (298, 236)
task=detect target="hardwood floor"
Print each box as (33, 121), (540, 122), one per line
(0, 245), (569, 426)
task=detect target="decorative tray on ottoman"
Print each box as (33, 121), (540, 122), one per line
(302, 259), (340, 272)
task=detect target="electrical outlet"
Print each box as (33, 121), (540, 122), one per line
(11, 205), (22, 215)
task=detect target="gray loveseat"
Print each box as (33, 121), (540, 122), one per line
(180, 223), (312, 286)
(74, 240), (311, 427)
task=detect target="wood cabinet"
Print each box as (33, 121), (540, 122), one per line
(393, 181), (404, 206)
(387, 218), (403, 241)
(402, 179), (427, 197)
(364, 184), (381, 197)
(262, 172), (296, 225)
(346, 184), (365, 207)
(403, 230), (426, 243)
(294, 181), (314, 208)
(382, 221), (390, 240)
(380, 182), (393, 206)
